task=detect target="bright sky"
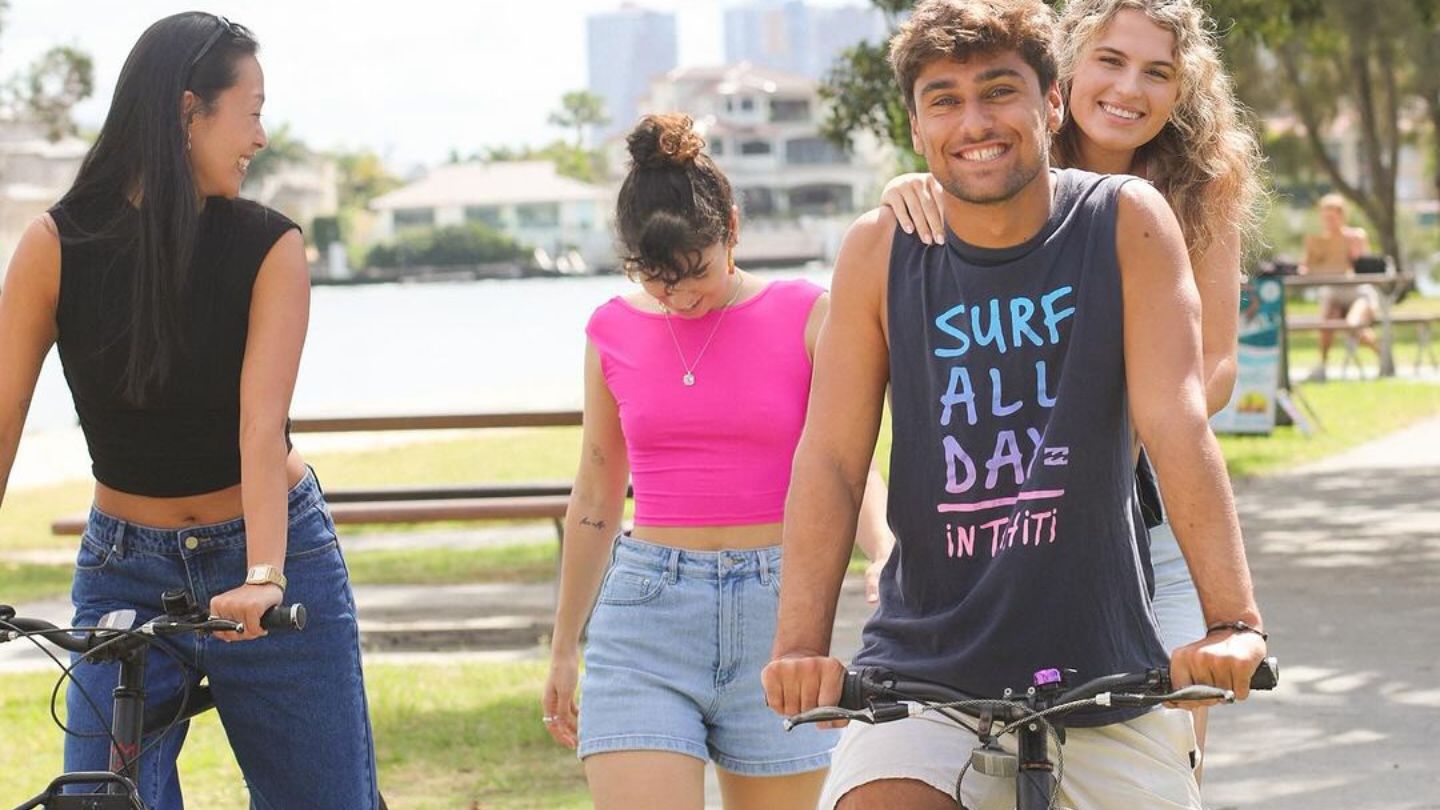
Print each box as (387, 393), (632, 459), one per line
(0, 0), (869, 173)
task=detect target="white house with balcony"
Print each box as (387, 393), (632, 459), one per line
(616, 62), (890, 264)
(631, 63), (889, 215)
(369, 160), (616, 269)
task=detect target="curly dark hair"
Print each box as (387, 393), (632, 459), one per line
(615, 113), (735, 287)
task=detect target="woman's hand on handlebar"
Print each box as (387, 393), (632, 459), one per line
(542, 648), (581, 748)
(880, 172), (947, 245)
(1169, 628), (1269, 703)
(762, 652), (848, 729)
(209, 583), (284, 642)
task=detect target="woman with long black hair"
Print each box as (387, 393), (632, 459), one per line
(0, 13), (377, 808)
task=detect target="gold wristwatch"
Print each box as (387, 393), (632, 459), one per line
(245, 564), (287, 592)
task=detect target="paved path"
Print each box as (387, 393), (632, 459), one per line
(1201, 416), (1440, 809)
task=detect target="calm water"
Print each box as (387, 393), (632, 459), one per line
(27, 269), (831, 435)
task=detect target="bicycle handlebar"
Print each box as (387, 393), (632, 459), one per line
(0, 603), (307, 656)
(787, 657), (1279, 730)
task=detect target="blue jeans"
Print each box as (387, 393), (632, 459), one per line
(64, 470), (378, 809)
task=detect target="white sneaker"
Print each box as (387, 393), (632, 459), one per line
(1305, 365), (1327, 383)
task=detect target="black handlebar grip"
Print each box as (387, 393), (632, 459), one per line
(840, 666), (888, 710)
(1250, 656), (1279, 690)
(259, 603), (306, 632)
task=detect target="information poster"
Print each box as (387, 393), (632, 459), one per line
(1211, 275), (1284, 434)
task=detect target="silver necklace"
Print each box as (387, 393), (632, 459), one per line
(662, 273), (744, 387)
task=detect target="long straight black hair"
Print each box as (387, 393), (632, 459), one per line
(58, 12), (258, 405)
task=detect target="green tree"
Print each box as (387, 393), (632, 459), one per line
(335, 149), (401, 211)
(19, 46), (93, 140)
(547, 90), (609, 149)
(1, 6), (97, 141)
(1410, 0), (1440, 210)
(1216, 0), (1422, 271)
(475, 138), (605, 184)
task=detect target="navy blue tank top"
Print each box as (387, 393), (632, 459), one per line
(855, 169), (1166, 726)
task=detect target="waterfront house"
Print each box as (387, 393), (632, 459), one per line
(618, 62), (891, 265)
(369, 160), (616, 271)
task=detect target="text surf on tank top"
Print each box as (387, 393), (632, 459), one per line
(856, 168), (1167, 726)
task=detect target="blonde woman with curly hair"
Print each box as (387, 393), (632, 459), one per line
(880, 0), (1263, 775)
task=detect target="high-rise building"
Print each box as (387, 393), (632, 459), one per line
(723, 1), (887, 81)
(587, 5), (678, 141)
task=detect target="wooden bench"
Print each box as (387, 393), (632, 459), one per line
(51, 411), (592, 538)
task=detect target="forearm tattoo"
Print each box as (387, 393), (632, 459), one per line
(579, 517), (608, 532)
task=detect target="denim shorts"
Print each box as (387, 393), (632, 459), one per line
(577, 534), (836, 775)
(64, 469), (379, 810)
(1149, 520), (1206, 654)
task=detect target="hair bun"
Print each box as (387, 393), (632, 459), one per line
(627, 113), (705, 169)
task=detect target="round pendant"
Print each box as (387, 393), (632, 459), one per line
(683, 373), (696, 386)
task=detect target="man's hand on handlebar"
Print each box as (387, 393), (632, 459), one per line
(761, 652), (848, 728)
(209, 583), (284, 642)
(1169, 627), (1269, 703)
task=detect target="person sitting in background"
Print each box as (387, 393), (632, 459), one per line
(1299, 192), (1380, 380)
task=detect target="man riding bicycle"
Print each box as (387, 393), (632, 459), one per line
(760, 1), (1267, 807)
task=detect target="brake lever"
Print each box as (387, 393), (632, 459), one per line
(783, 706), (876, 731)
(1162, 685), (1235, 704)
(147, 618), (242, 636)
(1097, 685), (1234, 708)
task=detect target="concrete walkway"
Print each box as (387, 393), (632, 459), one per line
(3, 418), (1438, 808)
(1201, 416), (1440, 810)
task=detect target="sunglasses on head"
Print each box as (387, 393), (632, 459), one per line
(186, 14), (237, 84)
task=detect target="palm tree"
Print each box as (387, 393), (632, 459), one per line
(547, 90), (609, 149)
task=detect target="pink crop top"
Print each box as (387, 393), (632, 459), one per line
(586, 278), (825, 526)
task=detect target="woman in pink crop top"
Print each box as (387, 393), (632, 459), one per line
(541, 114), (893, 809)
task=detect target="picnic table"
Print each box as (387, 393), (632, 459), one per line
(1282, 271), (1416, 377)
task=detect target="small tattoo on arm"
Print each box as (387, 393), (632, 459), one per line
(589, 444), (606, 465)
(580, 517), (608, 532)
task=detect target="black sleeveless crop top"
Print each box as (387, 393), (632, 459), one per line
(50, 193), (299, 496)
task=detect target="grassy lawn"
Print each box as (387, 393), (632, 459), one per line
(1216, 379), (1440, 479)
(344, 542), (558, 585)
(0, 660), (589, 810)
(0, 560), (75, 604)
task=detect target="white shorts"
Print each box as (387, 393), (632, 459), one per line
(820, 707), (1201, 810)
